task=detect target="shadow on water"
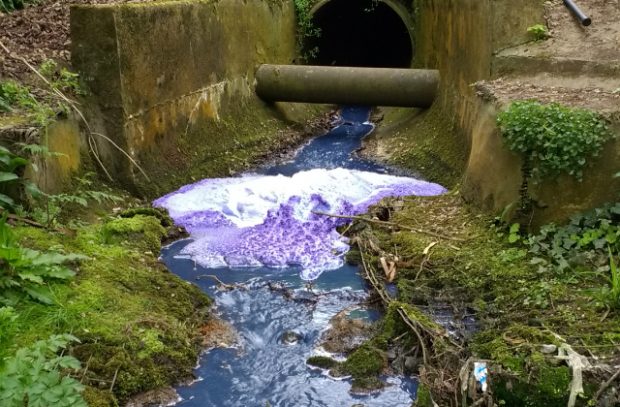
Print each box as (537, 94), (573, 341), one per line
(260, 106), (397, 176)
(161, 107), (420, 406)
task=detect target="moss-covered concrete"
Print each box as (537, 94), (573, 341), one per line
(368, 0), (544, 187)
(0, 115), (84, 195)
(71, 0), (324, 197)
(462, 100), (620, 226)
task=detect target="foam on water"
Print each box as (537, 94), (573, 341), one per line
(154, 167), (445, 280)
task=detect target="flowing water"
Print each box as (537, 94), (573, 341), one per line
(156, 107), (446, 406)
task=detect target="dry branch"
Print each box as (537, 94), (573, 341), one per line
(311, 210), (465, 241)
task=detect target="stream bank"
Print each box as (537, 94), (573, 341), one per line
(341, 194), (620, 406)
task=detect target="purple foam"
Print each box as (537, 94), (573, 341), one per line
(154, 168), (445, 280)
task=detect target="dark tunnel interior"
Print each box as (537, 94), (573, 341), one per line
(306, 0), (414, 68)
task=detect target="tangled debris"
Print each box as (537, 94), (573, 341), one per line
(341, 194), (620, 406)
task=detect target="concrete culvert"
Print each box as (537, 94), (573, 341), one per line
(306, 0), (414, 68)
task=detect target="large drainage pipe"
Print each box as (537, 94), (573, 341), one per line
(255, 65), (440, 108)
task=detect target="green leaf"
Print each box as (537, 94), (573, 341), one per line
(0, 172), (18, 183)
(0, 193), (15, 208)
(23, 286), (53, 304)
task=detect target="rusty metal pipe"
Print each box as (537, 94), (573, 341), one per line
(563, 0), (591, 26)
(255, 65), (440, 108)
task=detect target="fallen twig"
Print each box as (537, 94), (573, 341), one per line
(312, 211), (465, 241)
(397, 307), (430, 365)
(196, 274), (238, 290)
(0, 207), (46, 228)
(594, 365), (620, 401)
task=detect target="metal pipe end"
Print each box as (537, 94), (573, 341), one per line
(582, 17), (592, 26)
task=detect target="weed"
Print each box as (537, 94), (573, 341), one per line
(39, 60), (85, 96)
(0, 306), (17, 357)
(527, 24), (549, 41)
(293, 0), (321, 61)
(0, 334), (87, 407)
(0, 216), (86, 304)
(0, 0), (38, 13)
(30, 173), (122, 228)
(0, 145), (29, 211)
(497, 100), (614, 183)
(0, 80), (55, 125)
(596, 248), (620, 309)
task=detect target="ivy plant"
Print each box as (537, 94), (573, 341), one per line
(293, 0), (321, 61)
(497, 100), (613, 183)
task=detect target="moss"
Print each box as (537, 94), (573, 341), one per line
(414, 384), (434, 407)
(119, 207), (173, 227)
(306, 356), (339, 369)
(350, 376), (384, 393)
(345, 194), (620, 404)
(102, 214), (166, 253)
(493, 363), (571, 407)
(132, 91), (324, 199)
(370, 105), (468, 188)
(11, 220), (212, 405)
(342, 344), (385, 379)
(82, 388), (118, 407)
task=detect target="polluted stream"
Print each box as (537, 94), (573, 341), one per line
(155, 107), (446, 406)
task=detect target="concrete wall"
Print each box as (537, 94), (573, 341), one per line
(71, 0), (319, 197)
(462, 99), (620, 225)
(413, 0), (544, 135)
(370, 0), (544, 187)
(0, 117), (83, 195)
(395, 0), (619, 224)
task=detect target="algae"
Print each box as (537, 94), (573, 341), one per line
(306, 355), (339, 370)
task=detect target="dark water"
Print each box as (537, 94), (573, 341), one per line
(260, 106), (391, 176)
(160, 107), (420, 406)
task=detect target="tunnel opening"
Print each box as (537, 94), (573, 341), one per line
(306, 0), (414, 68)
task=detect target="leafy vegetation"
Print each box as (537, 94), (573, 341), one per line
(0, 61), (83, 125)
(497, 100), (613, 183)
(0, 145), (29, 211)
(10, 219), (211, 405)
(0, 0), (38, 14)
(29, 173), (122, 228)
(527, 24), (549, 41)
(345, 195), (620, 405)
(598, 248), (620, 309)
(39, 60), (85, 96)
(0, 216), (86, 305)
(0, 334), (86, 407)
(514, 203), (619, 275)
(0, 80), (55, 126)
(293, 0), (321, 60)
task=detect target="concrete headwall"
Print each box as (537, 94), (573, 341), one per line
(374, 0), (619, 224)
(371, 0), (544, 187)
(71, 0), (319, 197)
(411, 0), (619, 224)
